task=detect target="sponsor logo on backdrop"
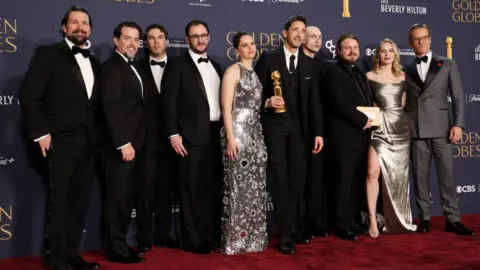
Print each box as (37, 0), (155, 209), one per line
(0, 157), (14, 166)
(324, 39), (337, 62)
(457, 185), (476, 193)
(466, 94), (480, 103)
(271, 0), (304, 3)
(168, 39), (189, 49)
(225, 31), (284, 61)
(365, 47), (415, 56)
(453, 131), (480, 158)
(475, 44), (480, 60)
(0, 17), (18, 53)
(452, 0), (480, 23)
(0, 205), (12, 240)
(0, 95), (18, 106)
(380, 0), (427, 15)
(189, 0), (211, 7)
(112, 0), (155, 4)
(242, 0), (265, 2)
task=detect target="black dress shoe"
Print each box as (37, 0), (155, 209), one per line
(292, 230), (311, 244)
(335, 230), (359, 240)
(278, 238), (296, 255)
(137, 243), (152, 253)
(446, 222), (476, 236)
(107, 252), (145, 264)
(183, 243), (214, 254)
(417, 220), (431, 233)
(304, 227), (329, 239)
(66, 256), (100, 269)
(128, 246), (145, 256)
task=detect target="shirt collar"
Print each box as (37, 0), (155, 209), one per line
(150, 54), (168, 64)
(416, 50), (432, 60)
(283, 45), (299, 60)
(189, 49), (207, 63)
(64, 37), (91, 50)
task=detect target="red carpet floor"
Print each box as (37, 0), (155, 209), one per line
(2, 215), (480, 270)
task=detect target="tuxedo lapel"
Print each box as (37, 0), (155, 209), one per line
(59, 41), (88, 99)
(186, 53), (208, 104)
(407, 62), (423, 95)
(298, 53), (308, 97)
(276, 49), (289, 90)
(113, 53), (144, 103)
(423, 56), (441, 90)
(341, 64), (367, 104)
(89, 56), (100, 106)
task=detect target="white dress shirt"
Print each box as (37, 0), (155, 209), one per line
(188, 49), (221, 121)
(34, 38), (95, 142)
(416, 50), (432, 82)
(149, 55), (167, 93)
(283, 45), (299, 73)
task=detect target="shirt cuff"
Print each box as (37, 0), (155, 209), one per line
(117, 142), (131, 150)
(265, 99), (269, 109)
(169, 134), (180, 139)
(34, 134), (50, 142)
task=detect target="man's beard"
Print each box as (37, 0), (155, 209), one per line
(339, 54), (358, 65)
(67, 30), (88, 46)
(190, 44), (208, 55)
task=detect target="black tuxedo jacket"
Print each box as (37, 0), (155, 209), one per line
(19, 40), (102, 152)
(137, 58), (168, 152)
(161, 53), (223, 146)
(323, 62), (373, 150)
(99, 52), (146, 152)
(254, 48), (323, 141)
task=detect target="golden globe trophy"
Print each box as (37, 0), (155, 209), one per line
(271, 71), (286, 113)
(446, 36), (453, 59)
(342, 0), (351, 18)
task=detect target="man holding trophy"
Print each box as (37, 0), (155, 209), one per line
(255, 15), (324, 255)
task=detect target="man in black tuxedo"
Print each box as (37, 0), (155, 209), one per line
(301, 25), (329, 239)
(19, 6), (100, 270)
(135, 24), (178, 252)
(323, 34), (374, 241)
(161, 20), (223, 254)
(100, 21), (146, 264)
(255, 15), (324, 255)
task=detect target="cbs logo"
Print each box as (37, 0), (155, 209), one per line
(456, 185), (476, 193)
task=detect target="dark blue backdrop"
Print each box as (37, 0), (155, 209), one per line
(1, 0), (480, 259)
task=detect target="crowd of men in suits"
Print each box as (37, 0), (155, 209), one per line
(18, 5), (475, 270)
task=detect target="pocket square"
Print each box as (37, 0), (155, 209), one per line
(305, 77), (311, 80)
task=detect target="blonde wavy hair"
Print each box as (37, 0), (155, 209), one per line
(373, 38), (403, 77)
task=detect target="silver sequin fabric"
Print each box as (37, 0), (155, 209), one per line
(369, 80), (417, 233)
(220, 63), (268, 255)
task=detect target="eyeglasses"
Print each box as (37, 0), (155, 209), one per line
(411, 36), (430, 43)
(189, 34), (209, 41)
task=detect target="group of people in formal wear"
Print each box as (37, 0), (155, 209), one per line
(18, 5), (476, 270)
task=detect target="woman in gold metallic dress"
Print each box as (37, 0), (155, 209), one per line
(365, 39), (417, 238)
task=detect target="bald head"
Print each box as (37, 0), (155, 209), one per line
(304, 26), (322, 57)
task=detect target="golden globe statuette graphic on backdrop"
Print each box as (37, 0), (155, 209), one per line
(0, 17), (18, 53)
(342, 0), (351, 18)
(271, 71), (286, 113)
(446, 36), (453, 59)
(0, 205), (12, 240)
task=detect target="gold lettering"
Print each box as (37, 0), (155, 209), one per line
(0, 224), (12, 240)
(226, 31), (236, 46)
(226, 47), (238, 61)
(453, 145), (460, 158)
(5, 37), (17, 53)
(260, 33), (270, 46)
(0, 206), (12, 222)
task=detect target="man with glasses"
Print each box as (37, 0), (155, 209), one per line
(161, 20), (223, 254)
(404, 23), (475, 236)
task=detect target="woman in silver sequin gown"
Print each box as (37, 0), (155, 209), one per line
(366, 39), (417, 238)
(219, 32), (268, 254)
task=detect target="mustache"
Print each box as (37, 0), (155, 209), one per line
(72, 29), (87, 35)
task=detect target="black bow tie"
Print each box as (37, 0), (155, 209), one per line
(415, 55), (428, 64)
(150, 59), (166, 68)
(72, 46), (90, 58)
(128, 60), (135, 66)
(198, 57), (209, 64)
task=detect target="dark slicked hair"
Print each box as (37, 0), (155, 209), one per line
(284, 15), (307, 31)
(185, 20), (210, 37)
(59, 5), (92, 37)
(113, 21), (143, 39)
(408, 23), (431, 41)
(145, 24), (169, 40)
(233, 31), (250, 49)
(335, 33), (360, 57)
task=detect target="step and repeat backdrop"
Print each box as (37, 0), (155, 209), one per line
(1, 0), (480, 259)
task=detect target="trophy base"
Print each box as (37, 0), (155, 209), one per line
(275, 108), (287, 113)
(342, 12), (351, 18)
